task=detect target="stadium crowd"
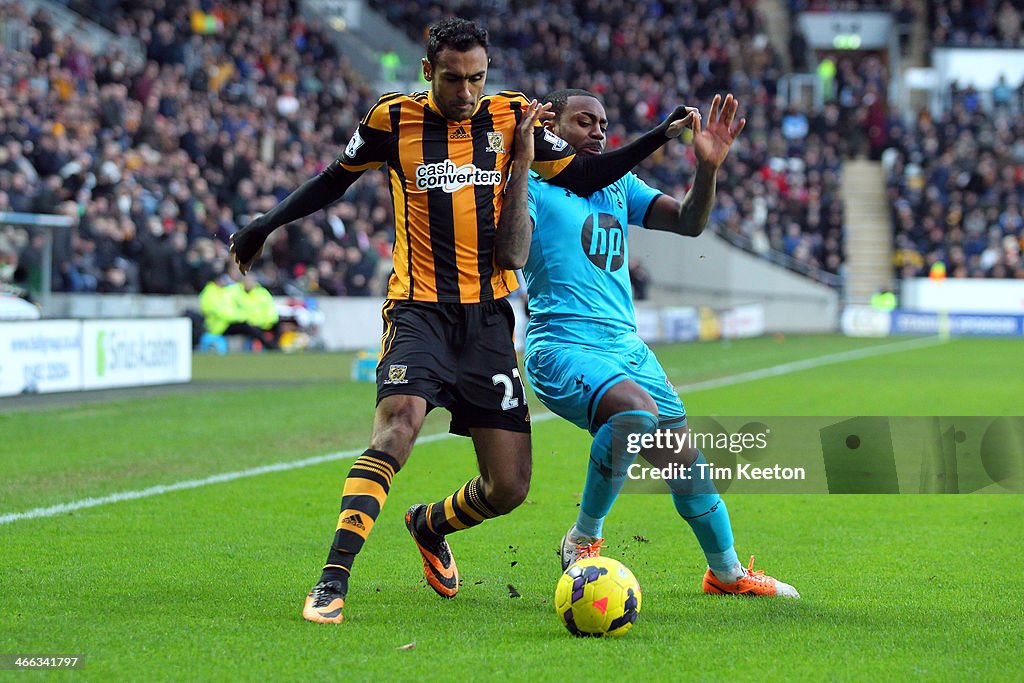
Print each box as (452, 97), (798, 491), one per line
(0, 0), (858, 300)
(885, 90), (1024, 280)
(34, 0), (1024, 297)
(377, 0), (850, 279)
(0, 0), (390, 298)
(929, 0), (1024, 48)
(882, 1), (1024, 279)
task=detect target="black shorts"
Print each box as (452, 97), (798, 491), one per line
(376, 298), (530, 436)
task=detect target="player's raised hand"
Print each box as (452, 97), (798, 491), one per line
(692, 93), (746, 170)
(229, 217), (268, 276)
(515, 99), (554, 162)
(665, 106), (700, 139)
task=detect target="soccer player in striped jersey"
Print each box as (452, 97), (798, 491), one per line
(228, 18), (696, 623)
(508, 89), (799, 597)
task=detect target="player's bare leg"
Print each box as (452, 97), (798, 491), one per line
(470, 428), (532, 514)
(369, 395), (427, 464)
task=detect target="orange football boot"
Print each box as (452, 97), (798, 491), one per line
(405, 504), (459, 598)
(702, 555), (800, 598)
(302, 580), (346, 623)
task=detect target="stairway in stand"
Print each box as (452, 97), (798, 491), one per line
(842, 160), (893, 305)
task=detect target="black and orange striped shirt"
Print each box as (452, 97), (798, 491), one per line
(338, 90), (577, 304)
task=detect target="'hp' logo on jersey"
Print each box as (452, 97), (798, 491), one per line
(581, 213), (625, 271)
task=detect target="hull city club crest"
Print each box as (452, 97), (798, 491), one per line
(386, 364), (409, 384)
(486, 132), (505, 154)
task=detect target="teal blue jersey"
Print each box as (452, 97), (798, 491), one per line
(523, 171), (662, 353)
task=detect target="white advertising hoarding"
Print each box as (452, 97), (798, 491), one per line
(658, 306), (699, 343)
(0, 320), (82, 396)
(841, 305), (892, 337)
(721, 304), (766, 339)
(931, 48), (1024, 91)
(317, 298), (389, 351)
(636, 305), (663, 342)
(902, 278), (1024, 314)
(81, 319), (192, 389)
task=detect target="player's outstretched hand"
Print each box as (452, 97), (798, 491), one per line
(229, 217), (268, 275)
(691, 93), (746, 169)
(516, 99), (554, 162)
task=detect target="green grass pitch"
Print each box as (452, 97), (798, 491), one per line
(1, 335), (1022, 680)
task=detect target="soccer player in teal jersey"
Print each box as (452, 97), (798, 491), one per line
(496, 90), (799, 597)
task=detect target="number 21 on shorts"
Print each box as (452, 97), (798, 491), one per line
(492, 368), (527, 410)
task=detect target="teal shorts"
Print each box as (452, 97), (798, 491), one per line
(525, 335), (685, 435)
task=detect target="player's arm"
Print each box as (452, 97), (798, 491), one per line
(230, 104), (391, 274)
(495, 99), (550, 270)
(533, 105), (697, 197)
(646, 94), (746, 237)
(229, 163), (362, 273)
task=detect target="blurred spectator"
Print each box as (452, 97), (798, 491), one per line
(198, 271), (278, 350)
(789, 28), (809, 72)
(0, 233), (32, 300)
(870, 287), (897, 311)
(138, 217), (184, 294)
(628, 259), (650, 301)
(238, 272), (281, 349)
(893, 0), (916, 56)
(342, 246), (377, 297)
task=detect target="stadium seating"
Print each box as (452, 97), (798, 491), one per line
(372, 0), (845, 280)
(885, 100), (1024, 280)
(928, 0), (1024, 48)
(1, 0), (389, 296)
(882, 1), (1024, 280)
(5, 0), (926, 296)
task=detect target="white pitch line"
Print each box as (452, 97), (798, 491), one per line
(0, 416), (554, 526)
(677, 336), (945, 394)
(0, 336), (945, 525)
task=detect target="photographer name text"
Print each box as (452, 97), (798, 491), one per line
(627, 462), (806, 481)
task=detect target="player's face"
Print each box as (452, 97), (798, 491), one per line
(424, 46), (488, 121)
(552, 96), (608, 155)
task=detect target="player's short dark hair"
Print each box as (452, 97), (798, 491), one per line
(426, 18), (489, 65)
(542, 89), (600, 119)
